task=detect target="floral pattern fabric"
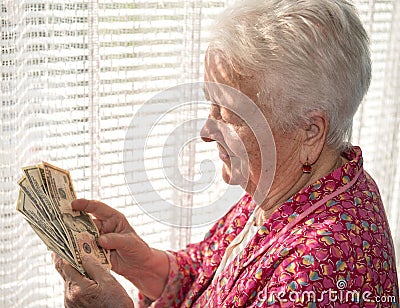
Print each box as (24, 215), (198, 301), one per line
(139, 147), (399, 307)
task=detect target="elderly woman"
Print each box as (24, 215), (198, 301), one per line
(54, 0), (398, 307)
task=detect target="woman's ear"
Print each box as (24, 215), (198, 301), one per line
(299, 110), (329, 165)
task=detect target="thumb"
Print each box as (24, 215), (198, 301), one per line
(82, 255), (110, 283)
(98, 233), (134, 251)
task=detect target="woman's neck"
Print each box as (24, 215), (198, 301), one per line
(254, 148), (347, 226)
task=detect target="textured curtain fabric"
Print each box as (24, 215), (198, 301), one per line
(351, 0), (400, 277)
(0, 0), (399, 307)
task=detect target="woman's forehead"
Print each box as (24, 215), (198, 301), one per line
(202, 83), (265, 127)
(204, 50), (259, 103)
(204, 50), (235, 85)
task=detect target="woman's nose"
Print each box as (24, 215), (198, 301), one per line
(200, 118), (218, 142)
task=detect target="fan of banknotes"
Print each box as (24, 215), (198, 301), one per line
(16, 162), (110, 275)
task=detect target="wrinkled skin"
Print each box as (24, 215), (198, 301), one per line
(53, 253), (134, 308)
(53, 199), (168, 306)
(68, 199), (154, 282)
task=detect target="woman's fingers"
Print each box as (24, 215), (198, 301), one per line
(92, 218), (102, 232)
(71, 199), (118, 220)
(98, 233), (133, 251)
(53, 253), (135, 307)
(52, 253), (89, 284)
(53, 253), (70, 281)
(81, 255), (111, 284)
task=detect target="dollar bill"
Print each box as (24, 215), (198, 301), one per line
(30, 223), (78, 269)
(17, 162), (110, 275)
(40, 162), (110, 271)
(22, 165), (62, 222)
(16, 186), (66, 249)
(18, 176), (69, 245)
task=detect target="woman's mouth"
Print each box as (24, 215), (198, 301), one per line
(217, 144), (233, 161)
(219, 151), (230, 161)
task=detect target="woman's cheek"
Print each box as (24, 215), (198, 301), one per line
(224, 125), (258, 158)
(226, 137), (247, 158)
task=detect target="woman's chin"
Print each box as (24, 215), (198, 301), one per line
(221, 165), (243, 186)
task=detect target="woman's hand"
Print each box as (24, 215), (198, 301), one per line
(53, 253), (134, 308)
(71, 199), (169, 300)
(71, 199), (151, 278)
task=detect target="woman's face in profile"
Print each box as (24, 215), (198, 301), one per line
(201, 51), (265, 193)
(201, 50), (300, 203)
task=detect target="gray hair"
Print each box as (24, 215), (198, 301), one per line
(209, 0), (371, 151)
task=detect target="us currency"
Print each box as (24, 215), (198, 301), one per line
(16, 189), (75, 265)
(30, 222), (79, 272)
(17, 162), (110, 275)
(40, 162), (110, 272)
(22, 166), (59, 225)
(16, 184), (66, 249)
(18, 175), (68, 245)
(22, 165), (62, 222)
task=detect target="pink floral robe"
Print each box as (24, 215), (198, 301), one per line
(139, 147), (399, 307)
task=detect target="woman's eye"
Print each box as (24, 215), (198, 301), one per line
(221, 116), (235, 124)
(208, 103), (221, 119)
(208, 103), (244, 125)
(220, 109), (244, 126)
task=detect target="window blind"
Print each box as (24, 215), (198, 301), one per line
(352, 0), (400, 273)
(1, 0), (230, 306)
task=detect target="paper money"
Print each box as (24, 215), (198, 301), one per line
(16, 186), (65, 249)
(16, 162), (110, 275)
(18, 175), (69, 245)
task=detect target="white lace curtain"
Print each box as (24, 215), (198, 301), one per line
(0, 0), (399, 306)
